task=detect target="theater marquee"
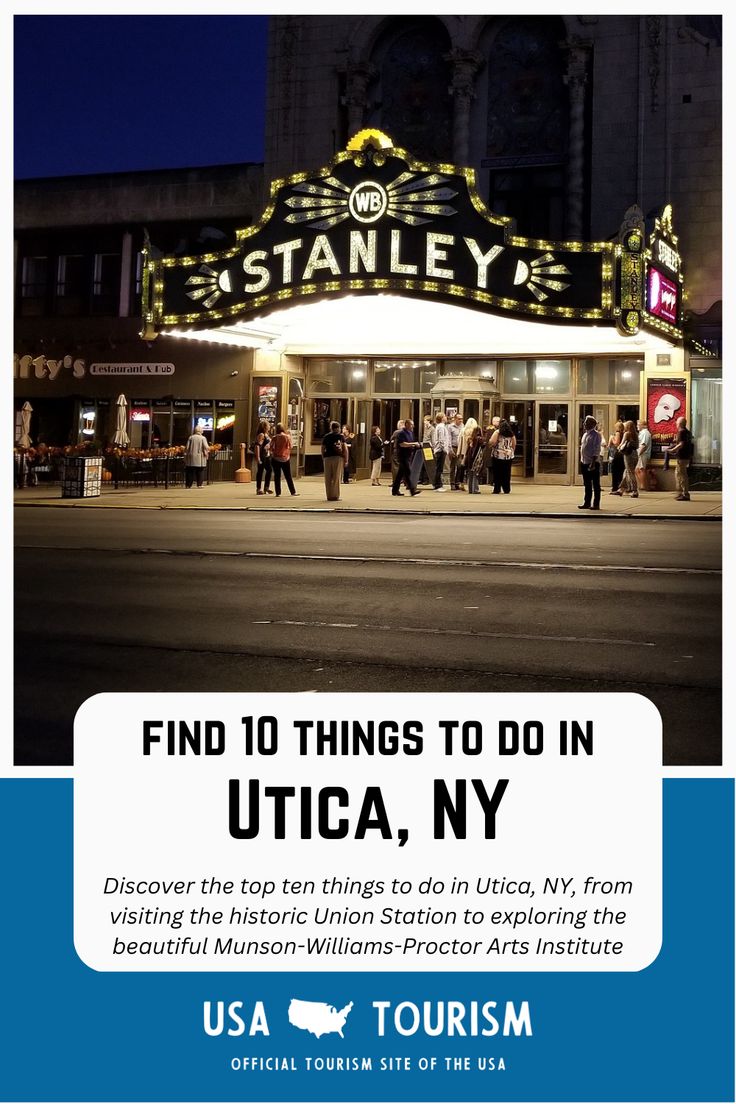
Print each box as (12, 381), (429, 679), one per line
(141, 130), (681, 342)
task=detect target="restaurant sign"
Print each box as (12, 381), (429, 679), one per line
(143, 131), (619, 336)
(90, 363), (175, 375)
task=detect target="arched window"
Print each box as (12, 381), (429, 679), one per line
(368, 19), (453, 162)
(484, 18), (570, 239)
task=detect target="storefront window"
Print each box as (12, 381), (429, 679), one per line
(374, 359), (437, 393)
(420, 363), (440, 391)
(503, 361), (533, 393)
(442, 359), (497, 382)
(533, 360), (569, 393)
(307, 359), (369, 393)
(215, 402), (235, 452)
(502, 360), (570, 394)
(578, 357), (643, 395)
(172, 402), (193, 446)
(691, 370), (722, 464)
(152, 402), (172, 446)
(129, 402), (152, 449)
(194, 402), (214, 440)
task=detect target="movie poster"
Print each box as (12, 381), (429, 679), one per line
(646, 378), (688, 458)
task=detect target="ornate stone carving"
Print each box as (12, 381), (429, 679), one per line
(618, 204), (646, 241)
(341, 62), (377, 138)
(445, 48), (483, 163)
(561, 37), (591, 239)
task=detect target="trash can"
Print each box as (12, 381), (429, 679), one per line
(61, 456), (103, 498)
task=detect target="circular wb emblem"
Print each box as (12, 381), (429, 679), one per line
(348, 181), (388, 224)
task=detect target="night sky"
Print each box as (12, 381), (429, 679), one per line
(13, 14), (269, 179)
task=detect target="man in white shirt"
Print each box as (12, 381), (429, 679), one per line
(447, 413), (464, 489)
(636, 419), (653, 490)
(429, 413), (452, 491)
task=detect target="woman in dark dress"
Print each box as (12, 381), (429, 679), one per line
(607, 420), (624, 494)
(341, 424), (356, 483)
(254, 419), (273, 495)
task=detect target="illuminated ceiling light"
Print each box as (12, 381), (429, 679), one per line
(164, 295), (678, 357)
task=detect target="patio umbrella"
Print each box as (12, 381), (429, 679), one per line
(112, 393), (130, 446)
(18, 401), (32, 448)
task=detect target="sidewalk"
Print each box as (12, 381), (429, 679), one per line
(13, 476), (722, 519)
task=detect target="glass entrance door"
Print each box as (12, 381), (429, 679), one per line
(535, 402), (570, 483)
(575, 403), (609, 485)
(502, 401), (534, 479)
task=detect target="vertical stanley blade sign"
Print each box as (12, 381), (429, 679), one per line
(617, 226), (644, 335)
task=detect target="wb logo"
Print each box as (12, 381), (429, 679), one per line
(348, 181), (388, 224)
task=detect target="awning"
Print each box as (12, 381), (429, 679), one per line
(161, 294), (678, 357)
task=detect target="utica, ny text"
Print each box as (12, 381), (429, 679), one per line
(227, 778), (509, 844)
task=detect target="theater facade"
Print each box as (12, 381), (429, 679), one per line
(142, 130), (698, 485)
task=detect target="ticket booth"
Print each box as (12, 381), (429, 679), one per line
(429, 374), (499, 428)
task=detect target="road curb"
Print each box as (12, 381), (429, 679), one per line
(12, 501), (722, 521)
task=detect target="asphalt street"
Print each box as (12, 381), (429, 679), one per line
(14, 509), (721, 766)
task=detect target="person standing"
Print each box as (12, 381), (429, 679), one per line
(636, 419), (652, 491)
(430, 412), (452, 491)
(607, 420), (624, 493)
(665, 416), (694, 500)
(369, 425), (385, 486)
(465, 426), (484, 494)
(391, 419), (422, 497)
(184, 425), (210, 488)
(484, 415), (501, 487)
(456, 417), (478, 492)
(321, 420), (346, 501)
(390, 419), (405, 484)
(578, 415), (602, 510)
(341, 424), (356, 483)
(488, 418), (517, 494)
(448, 413), (463, 489)
(610, 420), (639, 497)
(254, 419), (273, 495)
(270, 423), (299, 497)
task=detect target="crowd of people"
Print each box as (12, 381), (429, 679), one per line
(314, 413), (522, 500)
(14, 413), (696, 505)
(319, 411), (695, 505)
(579, 415), (692, 509)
